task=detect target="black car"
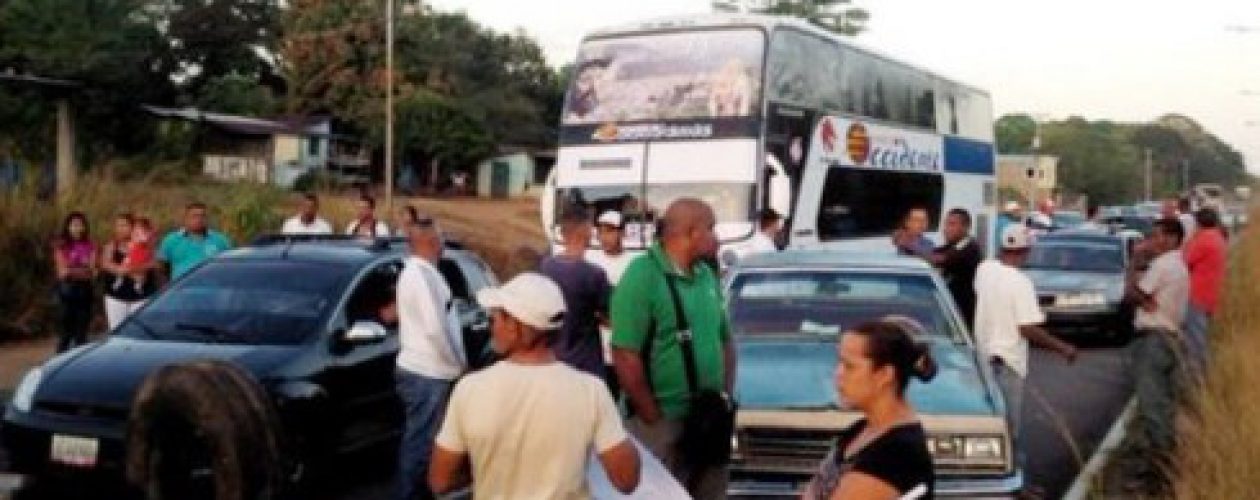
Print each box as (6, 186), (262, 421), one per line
(1023, 231), (1139, 342)
(2, 236), (497, 498)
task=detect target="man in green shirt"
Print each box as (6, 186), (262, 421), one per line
(611, 198), (736, 500)
(157, 202), (233, 279)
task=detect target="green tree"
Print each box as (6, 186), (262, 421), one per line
(995, 113), (1036, 154)
(280, 0), (384, 129)
(155, 0), (283, 99)
(714, 0), (869, 36)
(194, 72), (279, 116)
(0, 0), (177, 162)
(1038, 117), (1142, 205)
(391, 91), (494, 187)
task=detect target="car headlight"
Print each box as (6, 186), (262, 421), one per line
(11, 366), (44, 413)
(1055, 292), (1107, 307)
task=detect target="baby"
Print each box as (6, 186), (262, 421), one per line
(120, 217), (155, 293)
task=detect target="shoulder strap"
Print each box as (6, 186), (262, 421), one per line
(664, 273), (701, 396)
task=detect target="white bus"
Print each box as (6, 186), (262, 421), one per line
(542, 14), (997, 255)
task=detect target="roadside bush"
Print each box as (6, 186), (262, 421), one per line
(1169, 204), (1260, 499)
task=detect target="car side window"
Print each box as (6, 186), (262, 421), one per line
(344, 260), (403, 332)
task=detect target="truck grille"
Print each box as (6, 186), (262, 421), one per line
(735, 427), (834, 475)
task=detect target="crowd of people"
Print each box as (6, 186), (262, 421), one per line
(49, 203), (231, 352)
(46, 189), (1231, 499)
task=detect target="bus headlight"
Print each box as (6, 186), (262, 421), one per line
(11, 367), (44, 413)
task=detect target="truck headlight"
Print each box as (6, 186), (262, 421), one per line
(963, 436), (1005, 460)
(928, 434), (1006, 461)
(11, 367), (44, 413)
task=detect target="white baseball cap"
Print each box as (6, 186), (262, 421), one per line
(1000, 224), (1031, 250)
(597, 210), (623, 228)
(476, 272), (567, 330)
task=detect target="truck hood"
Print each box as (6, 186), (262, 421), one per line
(34, 336), (299, 415)
(735, 338), (997, 416)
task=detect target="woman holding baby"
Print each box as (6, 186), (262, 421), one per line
(99, 212), (160, 330)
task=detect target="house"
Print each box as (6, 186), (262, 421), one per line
(143, 106), (369, 189)
(474, 148), (555, 198)
(996, 154), (1059, 205)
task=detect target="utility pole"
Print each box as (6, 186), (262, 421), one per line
(1144, 148), (1153, 202)
(384, 0), (396, 213)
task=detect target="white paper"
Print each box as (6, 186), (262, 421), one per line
(587, 438), (691, 500)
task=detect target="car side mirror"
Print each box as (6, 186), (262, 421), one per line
(344, 320), (388, 345)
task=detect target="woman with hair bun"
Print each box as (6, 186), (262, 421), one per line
(803, 319), (938, 500)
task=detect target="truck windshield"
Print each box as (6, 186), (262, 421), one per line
(563, 29), (765, 124)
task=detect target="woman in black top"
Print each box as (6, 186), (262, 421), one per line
(99, 213), (158, 330)
(804, 319), (938, 500)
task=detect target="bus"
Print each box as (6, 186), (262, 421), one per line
(542, 14), (997, 256)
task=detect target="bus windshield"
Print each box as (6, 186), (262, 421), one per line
(563, 29), (765, 124)
(555, 182), (754, 245)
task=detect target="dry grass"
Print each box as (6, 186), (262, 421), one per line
(1169, 206), (1260, 499)
(317, 194), (547, 277)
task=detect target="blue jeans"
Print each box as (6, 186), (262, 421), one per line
(991, 359), (1026, 469)
(395, 369), (453, 500)
(1182, 305), (1210, 376)
(1130, 330), (1188, 476)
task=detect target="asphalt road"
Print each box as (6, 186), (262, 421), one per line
(0, 342), (1134, 500)
(1023, 341), (1133, 499)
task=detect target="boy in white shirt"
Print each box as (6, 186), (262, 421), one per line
(429, 272), (640, 499)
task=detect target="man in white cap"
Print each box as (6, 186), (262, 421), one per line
(994, 201), (1024, 251)
(429, 272), (641, 498)
(973, 225), (1076, 496)
(586, 210), (636, 395)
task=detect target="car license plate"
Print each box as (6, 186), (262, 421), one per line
(50, 434), (98, 468)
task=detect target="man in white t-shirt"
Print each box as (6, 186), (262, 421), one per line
(1124, 218), (1190, 491)
(280, 193), (333, 235)
(395, 219), (465, 500)
(973, 224), (1077, 485)
(720, 208), (782, 268)
(429, 272), (641, 498)
(586, 210), (636, 394)
(345, 193), (391, 239)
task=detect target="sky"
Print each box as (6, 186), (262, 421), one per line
(428, 0), (1260, 174)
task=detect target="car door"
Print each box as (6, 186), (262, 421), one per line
(316, 258), (404, 453)
(438, 254), (495, 369)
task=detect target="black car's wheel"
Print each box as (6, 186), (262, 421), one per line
(125, 360), (287, 500)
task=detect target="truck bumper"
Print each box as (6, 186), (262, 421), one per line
(728, 469), (1024, 498)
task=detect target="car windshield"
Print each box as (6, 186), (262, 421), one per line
(117, 260), (353, 345)
(1025, 241), (1124, 272)
(727, 271), (962, 341)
